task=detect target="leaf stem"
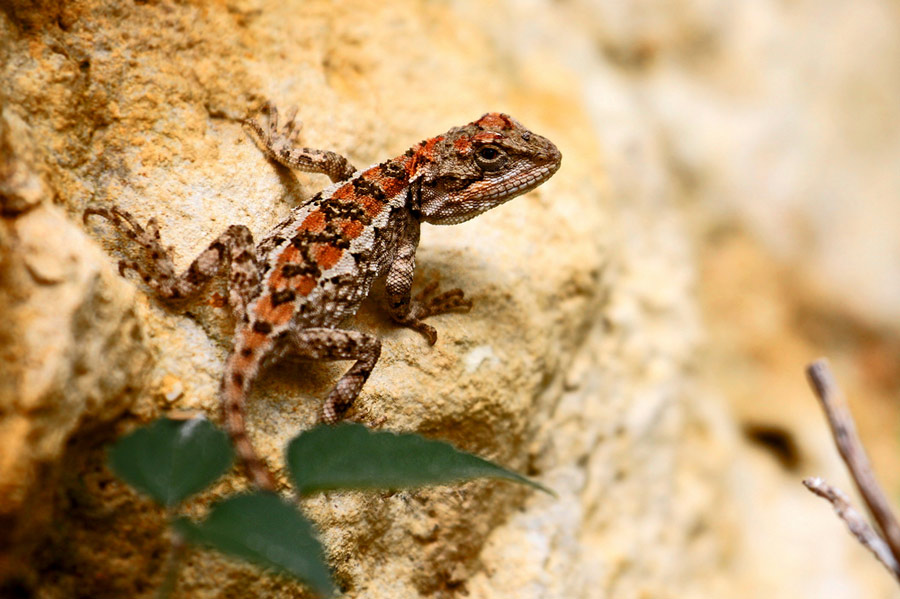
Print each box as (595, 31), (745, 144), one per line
(157, 521), (187, 599)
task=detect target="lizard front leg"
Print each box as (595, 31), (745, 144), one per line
(283, 328), (382, 424)
(243, 102), (358, 183)
(83, 207), (261, 322)
(384, 219), (472, 345)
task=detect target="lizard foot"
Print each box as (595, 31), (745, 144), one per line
(242, 101), (357, 183)
(396, 282), (473, 345)
(243, 101), (302, 151)
(84, 206), (180, 294)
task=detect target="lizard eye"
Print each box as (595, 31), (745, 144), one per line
(474, 145), (507, 171)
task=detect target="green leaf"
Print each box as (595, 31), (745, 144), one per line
(108, 416), (233, 508)
(174, 492), (334, 597)
(287, 422), (553, 496)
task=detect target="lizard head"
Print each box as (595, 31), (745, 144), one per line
(411, 113), (561, 225)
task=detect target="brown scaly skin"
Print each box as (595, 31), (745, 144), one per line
(85, 105), (562, 490)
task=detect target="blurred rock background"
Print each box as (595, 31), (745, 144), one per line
(2, 0), (899, 598)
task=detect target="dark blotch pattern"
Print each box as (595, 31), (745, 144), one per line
(281, 262), (318, 278)
(352, 177), (387, 201)
(270, 288), (296, 306)
(380, 160), (407, 180)
(252, 320), (273, 334)
(318, 197), (373, 226)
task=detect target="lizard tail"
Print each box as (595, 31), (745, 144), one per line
(221, 327), (277, 491)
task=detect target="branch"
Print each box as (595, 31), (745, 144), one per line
(803, 476), (900, 580)
(806, 358), (900, 570)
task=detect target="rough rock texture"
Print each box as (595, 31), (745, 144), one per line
(0, 201), (151, 589)
(2, 1), (899, 598)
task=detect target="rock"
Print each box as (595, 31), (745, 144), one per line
(0, 203), (149, 585)
(2, 1), (897, 598)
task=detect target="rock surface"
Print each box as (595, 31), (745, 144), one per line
(1, 1), (899, 598)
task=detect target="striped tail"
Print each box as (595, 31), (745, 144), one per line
(220, 325), (277, 491)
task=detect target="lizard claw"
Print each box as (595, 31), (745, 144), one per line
(282, 106), (302, 143)
(413, 283), (473, 319)
(242, 103), (275, 147)
(411, 321), (438, 345)
(393, 317), (437, 345)
(264, 101), (278, 137)
(83, 205), (179, 291)
(395, 283), (473, 344)
(244, 101), (304, 149)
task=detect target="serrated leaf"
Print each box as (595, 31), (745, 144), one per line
(108, 416), (233, 507)
(287, 422), (553, 496)
(174, 492), (334, 597)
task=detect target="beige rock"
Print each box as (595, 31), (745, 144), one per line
(3, 0), (898, 598)
(0, 203), (150, 584)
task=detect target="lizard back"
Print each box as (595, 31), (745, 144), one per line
(251, 156), (414, 333)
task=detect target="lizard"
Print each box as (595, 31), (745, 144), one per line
(84, 105), (562, 491)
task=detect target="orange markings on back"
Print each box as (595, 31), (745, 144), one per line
(341, 219), (364, 239)
(407, 136), (443, 178)
(377, 175), (406, 198)
(299, 210), (326, 233)
(266, 245), (318, 296)
(407, 140), (438, 180)
(296, 275), (316, 296)
(420, 136), (443, 160)
(330, 184), (356, 202)
(315, 244), (343, 269)
(255, 295), (294, 327)
(266, 245), (299, 288)
(360, 195), (385, 218)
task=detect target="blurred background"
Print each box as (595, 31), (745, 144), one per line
(546, 0), (900, 596)
(535, 0), (900, 595)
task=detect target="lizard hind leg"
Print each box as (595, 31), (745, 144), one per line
(218, 326), (380, 490)
(84, 206), (260, 321)
(84, 206), (175, 280)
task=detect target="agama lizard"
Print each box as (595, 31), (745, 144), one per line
(85, 106), (561, 490)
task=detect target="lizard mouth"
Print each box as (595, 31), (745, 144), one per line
(478, 152), (562, 201)
(507, 157), (561, 197)
(423, 159), (561, 226)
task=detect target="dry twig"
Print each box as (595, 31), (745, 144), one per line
(803, 476), (900, 580)
(804, 358), (900, 583)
